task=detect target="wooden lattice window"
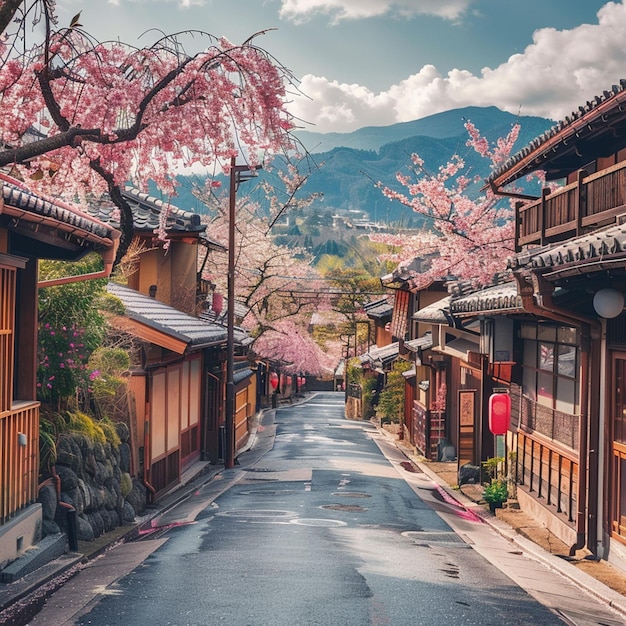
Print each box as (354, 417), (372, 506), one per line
(0, 264), (16, 413)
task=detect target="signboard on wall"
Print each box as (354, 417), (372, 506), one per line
(458, 389), (477, 467)
(459, 389), (475, 426)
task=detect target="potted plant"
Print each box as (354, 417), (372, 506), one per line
(483, 479), (508, 512)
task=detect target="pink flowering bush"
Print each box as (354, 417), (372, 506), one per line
(37, 257), (109, 410)
(37, 323), (93, 407)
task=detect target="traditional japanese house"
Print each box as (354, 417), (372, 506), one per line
(379, 260), (449, 456)
(89, 189), (255, 495)
(106, 283), (255, 497)
(414, 277), (525, 473)
(0, 174), (119, 568)
(89, 186), (224, 314)
(363, 297), (394, 348)
(478, 79), (626, 567)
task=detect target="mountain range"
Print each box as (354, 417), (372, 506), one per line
(169, 106), (555, 223)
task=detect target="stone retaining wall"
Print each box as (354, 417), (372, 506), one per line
(38, 422), (147, 542)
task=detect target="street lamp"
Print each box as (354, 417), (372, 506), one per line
(225, 155), (259, 470)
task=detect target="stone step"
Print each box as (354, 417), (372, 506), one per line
(0, 534), (67, 583)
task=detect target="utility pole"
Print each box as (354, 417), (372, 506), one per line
(225, 156), (258, 469)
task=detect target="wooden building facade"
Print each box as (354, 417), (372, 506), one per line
(0, 174), (119, 567)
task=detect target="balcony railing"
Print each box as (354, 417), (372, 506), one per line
(0, 401), (40, 524)
(518, 395), (579, 450)
(517, 162), (626, 248)
(512, 392), (579, 524)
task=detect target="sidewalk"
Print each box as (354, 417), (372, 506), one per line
(0, 407), (268, 624)
(385, 429), (626, 620)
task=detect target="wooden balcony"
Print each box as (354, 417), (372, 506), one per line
(0, 402), (40, 524)
(516, 162), (626, 249)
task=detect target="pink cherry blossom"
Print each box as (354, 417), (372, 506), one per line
(371, 121), (542, 287)
(0, 9), (300, 264)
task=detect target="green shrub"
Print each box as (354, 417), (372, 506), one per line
(99, 418), (122, 448)
(377, 360), (413, 423)
(59, 410), (121, 447)
(482, 479), (508, 504)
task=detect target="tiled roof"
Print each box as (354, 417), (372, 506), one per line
(199, 298), (249, 321)
(488, 80), (626, 188)
(200, 233), (226, 252)
(412, 278), (523, 322)
(450, 281), (523, 317)
(359, 342), (399, 369)
(412, 296), (451, 324)
(447, 272), (512, 298)
(107, 282), (227, 349)
(404, 333), (433, 352)
(2, 176), (115, 240)
(508, 220), (626, 278)
(381, 256), (439, 289)
(363, 297), (393, 320)
(86, 186), (205, 234)
(197, 309), (253, 347)
(233, 362), (254, 384)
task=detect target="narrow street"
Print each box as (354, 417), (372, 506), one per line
(27, 393), (624, 625)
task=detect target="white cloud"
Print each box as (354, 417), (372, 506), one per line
(289, 1), (626, 133)
(279, 0), (472, 23)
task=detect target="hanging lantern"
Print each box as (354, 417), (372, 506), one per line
(269, 372), (279, 391)
(489, 392), (511, 435)
(212, 292), (223, 315)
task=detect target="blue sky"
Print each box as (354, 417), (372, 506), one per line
(55, 1), (620, 133)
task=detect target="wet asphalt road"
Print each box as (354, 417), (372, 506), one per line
(28, 392), (621, 625)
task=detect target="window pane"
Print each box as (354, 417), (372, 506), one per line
(538, 325), (556, 341)
(555, 378), (577, 413)
(152, 372), (166, 458)
(523, 365), (537, 402)
(539, 343), (554, 371)
(537, 372), (554, 407)
(616, 360), (626, 444)
(617, 455), (626, 531)
(181, 361), (190, 430)
(167, 368), (180, 452)
(557, 345), (576, 377)
(520, 324), (536, 340)
(558, 326), (577, 344)
(189, 358), (201, 426)
(523, 340), (537, 368)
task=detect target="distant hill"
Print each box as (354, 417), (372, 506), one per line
(163, 106), (555, 223)
(294, 106), (554, 154)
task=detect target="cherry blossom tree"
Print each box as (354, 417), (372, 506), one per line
(197, 186), (335, 375)
(370, 121), (537, 288)
(0, 1), (299, 264)
(252, 319), (333, 376)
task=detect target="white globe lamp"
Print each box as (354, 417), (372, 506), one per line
(593, 288), (625, 319)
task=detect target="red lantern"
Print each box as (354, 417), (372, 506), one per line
(211, 292), (223, 315)
(269, 372), (279, 391)
(489, 392), (511, 435)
